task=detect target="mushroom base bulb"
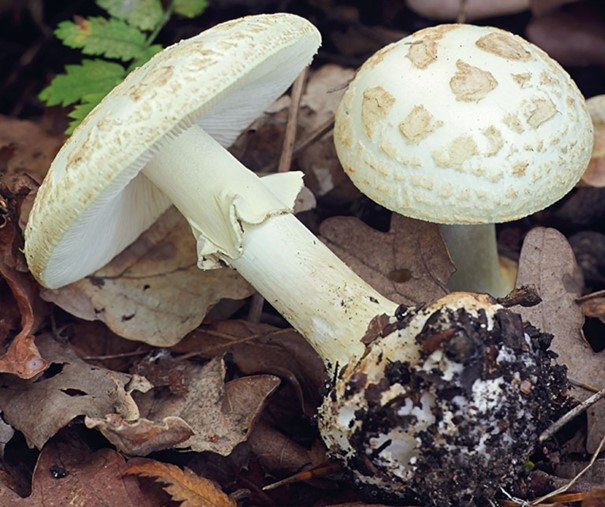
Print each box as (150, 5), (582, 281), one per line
(318, 293), (569, 506)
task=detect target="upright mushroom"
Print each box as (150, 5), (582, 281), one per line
(25, 15), (568, 506)
(334, 23), (593, 296)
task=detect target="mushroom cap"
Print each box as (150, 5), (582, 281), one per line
(25, 14), (321, 289)
(334, 24), (593, 224)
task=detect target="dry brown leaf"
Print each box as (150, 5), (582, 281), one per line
(248, 419), (327, 475)
(176, 320), (325, 416)
(299, 64), (354, 131)
(582, 487), (605, 506)
(134, 356), (280, 455)
(320, 214), (453, 305)
(580, 296), (605, 322)
(41, 207), (253, 347)
(125, 458), (236, 507)
(0, 185), (47, 379)
(297, 65), (362, 205)
(0, 115), (63, 186)
(581, 95), (605, 187)
(527, 2), (605, 66)
(514, 227), (605, 452)
(4, 440), (164, 506)
(85, 414), (194, 456)
(0, 334), (151, 449)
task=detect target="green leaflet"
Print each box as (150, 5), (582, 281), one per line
(97, 0), (164, 31)
(39, 59), (126, 107)
(39, 0), (209, 134)
(66, 92), (108, 134)
(174, 0), (208, 18)
(55, 16), (148, 61)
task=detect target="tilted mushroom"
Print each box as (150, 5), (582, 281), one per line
(334, 23), (593, 296)
(25, 15), (568, 506)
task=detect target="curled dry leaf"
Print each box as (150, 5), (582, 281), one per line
(582, 95), (605, 187)
(320, 214), (453, 305)
(85, 414), (194, 456)
(131, 356), (280, 455)
(248, 419), (327, 475)
(514, 227), (605, 452)
(0, 334), (150, 449)
(0, 186), (47, 379)
(4, 440), (162, 507)
(125, 458), (236, 507)
(41, 207), (253, 347)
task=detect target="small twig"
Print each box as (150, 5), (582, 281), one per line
(575, 289), (605, 303)
(277, 67), (309, 173)
(456, 0), (469, 23)
(262, 460), (342, 491)
(568, 377), (602, 393)
(82, 349), (149, 361)
(539, 387), (605, 443)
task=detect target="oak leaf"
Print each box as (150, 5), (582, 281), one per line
(41, 207), (253, 347)
(2, 440), (163, 506)
(320, 214), (453, 305)
(0, 334), (151, 448)
(514, 227), (605, 452)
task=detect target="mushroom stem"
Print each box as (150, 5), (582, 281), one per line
(143, 124), (398, 372)
(438, 223), (514, 297)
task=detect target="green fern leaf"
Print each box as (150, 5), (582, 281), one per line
(39, 59), (126, 107)
(97, 0), (164, 31)
(174, 0), (208, 18)
(55, 16), (148, 61)
(130, 43), (163, 69)
(66, 92), (107, 133)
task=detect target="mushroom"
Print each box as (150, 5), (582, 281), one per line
(24, 16), (568, 505)
(333, 23), (593, 296)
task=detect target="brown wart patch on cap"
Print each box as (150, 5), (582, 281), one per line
(475, 32), (531, 60)
(512, 161), (529, 177)
(539, 70), (558, 87)
(361, 86), (395, 139)
(432, 134), (478, 170)
(482, 126), (504, 156)
(503, 112), (524, 134)
(512, 73), (531, 88)
(399, 105), (443, 143)
(406, 25), (456, 69)
(363, 43), (398, 70)
(128, 65), (175, 101)
(450, 60), (497, 102)
(525, 97), (557, 128)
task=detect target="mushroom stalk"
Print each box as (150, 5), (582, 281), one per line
(143, 124), (398, 371)
(439, 223), (513, 296)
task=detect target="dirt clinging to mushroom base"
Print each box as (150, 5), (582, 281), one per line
(319, 299), (569, 506)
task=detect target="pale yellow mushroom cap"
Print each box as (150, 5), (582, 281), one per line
(334, 24), (593, 224)
(25, 13), (321, 289)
